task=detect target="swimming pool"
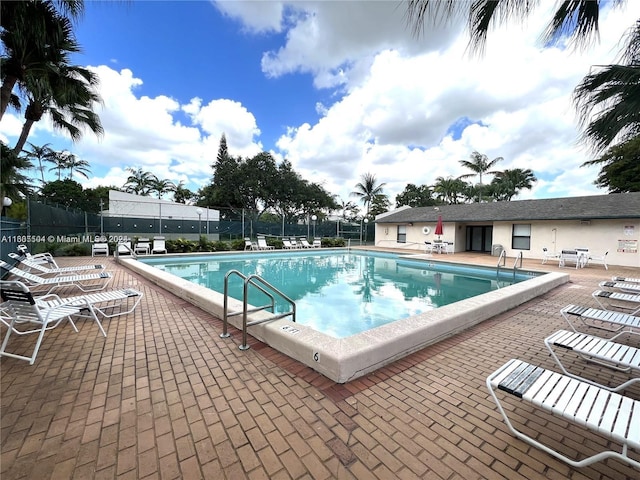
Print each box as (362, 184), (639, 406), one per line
(140, 250), (535, 338)
(122, 249), (569, 382)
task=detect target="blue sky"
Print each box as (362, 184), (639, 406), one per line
(1, 0), (639, 210)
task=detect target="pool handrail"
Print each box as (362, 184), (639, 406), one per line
(220, 269), (296, 351)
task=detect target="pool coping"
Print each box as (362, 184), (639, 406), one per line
(120, 251), (570, 383)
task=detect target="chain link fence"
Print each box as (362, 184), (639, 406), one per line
(1, 198), (371, 259)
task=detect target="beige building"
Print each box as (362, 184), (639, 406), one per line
(374, 192), (640, 268)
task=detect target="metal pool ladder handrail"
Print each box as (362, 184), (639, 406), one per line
(496, 249), (506, 275)
(220, 269), (296, 350)
(497, 250), (523, 279)
(513, 251), (523, 271)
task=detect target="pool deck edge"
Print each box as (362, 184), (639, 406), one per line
(119, 257), (569, 383)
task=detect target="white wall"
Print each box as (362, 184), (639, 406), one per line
(107, 190), (219, 221)
(375, 219), (640, 268)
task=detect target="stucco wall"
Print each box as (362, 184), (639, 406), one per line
(374, 219), (640, 268)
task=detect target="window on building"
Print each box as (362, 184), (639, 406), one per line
(512, 224), (531, 250)
(397, 225), (407, 243)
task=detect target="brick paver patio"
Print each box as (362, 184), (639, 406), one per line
(1, 251), (639, 479)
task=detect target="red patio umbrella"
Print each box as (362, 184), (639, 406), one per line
(435, 215), (443, 239)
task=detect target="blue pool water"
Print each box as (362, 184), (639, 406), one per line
(140, 250), (537, 338)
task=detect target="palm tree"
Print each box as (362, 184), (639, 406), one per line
(8, 8), (103, 155)
(488, 168), (537, 201)
(0, 1), (85, 120)
(1, 141), (33, 202)
(150, 178), (176, 199)
(65, 153), (91, 179)
(350, 173), (386, 218)
(47, 151), (70, 180)
(123, 167), (155, 196)
(335, 197), (359, 221)
(22, 142), (56, 185)
(574, 21), (640, 154)
(431, 176), (467, 204)
(173, 181), (195, 204)
(458, 151), (502, 201)
(12, 63), (103, 154)
(406, 1), (608, 54)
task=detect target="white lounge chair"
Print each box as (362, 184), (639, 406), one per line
(244, 238), (258, 251)
(289, 238), (301, 249)
(424, 241), (434, 254)
(134, 238), (150, 255)
(92, 237), (109, 257)
(0, 260), (112, 295)
(35, 287), (143, 319)
(16, 244), (56, 265)
(312, 238), (322, 248)
(257, 237), (274, 250)
(613, 276), (640, 284)
(151, 237), (167, 254)
(599, 280), (640, 294)
(561, 303), (640, 339)
(0, 281), (105, 365)
(592, 290), (640, 316)
(541, 247), (560, 265)
(300, 238), (313, 248)
(487, 358), (640, 469)
(282, 239), (294, 249)
(588, 251), (608, 270)
(9, 252), (106, 276)
(544, 329), (639, 392)
(115, 241), (133, 256)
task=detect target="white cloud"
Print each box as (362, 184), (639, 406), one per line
(3, 0), (638, 213)
(272, 1), (640, 206)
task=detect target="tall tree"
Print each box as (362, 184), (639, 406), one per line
(369, 194), (391, 219)
(65, 152), (91, 179)
(458, 151), (502, 201)
(23, 142), (56, 185)
(395, 183), (437, 207)
(488, 168), (537, 201)
(582, 136), (640, 192)
(173, 181), (195, 204)
(1, 1), (87, 121)
(40, 178), (83, 209)
(47, 150), (70, 180)
(12, 62), (103, 154)
(432, 176), (467, 204)
(335, 198), (359, 222)
(574, 20), (640, 154)
(123, 167), (155, 195)
(149, 178), (176, 199)
(198, 134), (242, 212)
(350, 172), (386, 218)
(1, 141), (33, 201)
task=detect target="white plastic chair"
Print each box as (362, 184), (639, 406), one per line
(244, 238), (257, 251)
(92, 237), (109, 257)
(134, 238), (150, 255)
(151, 237), (167, 254)
(0, 280), (105, 365)
(257, 237), (274, 250)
